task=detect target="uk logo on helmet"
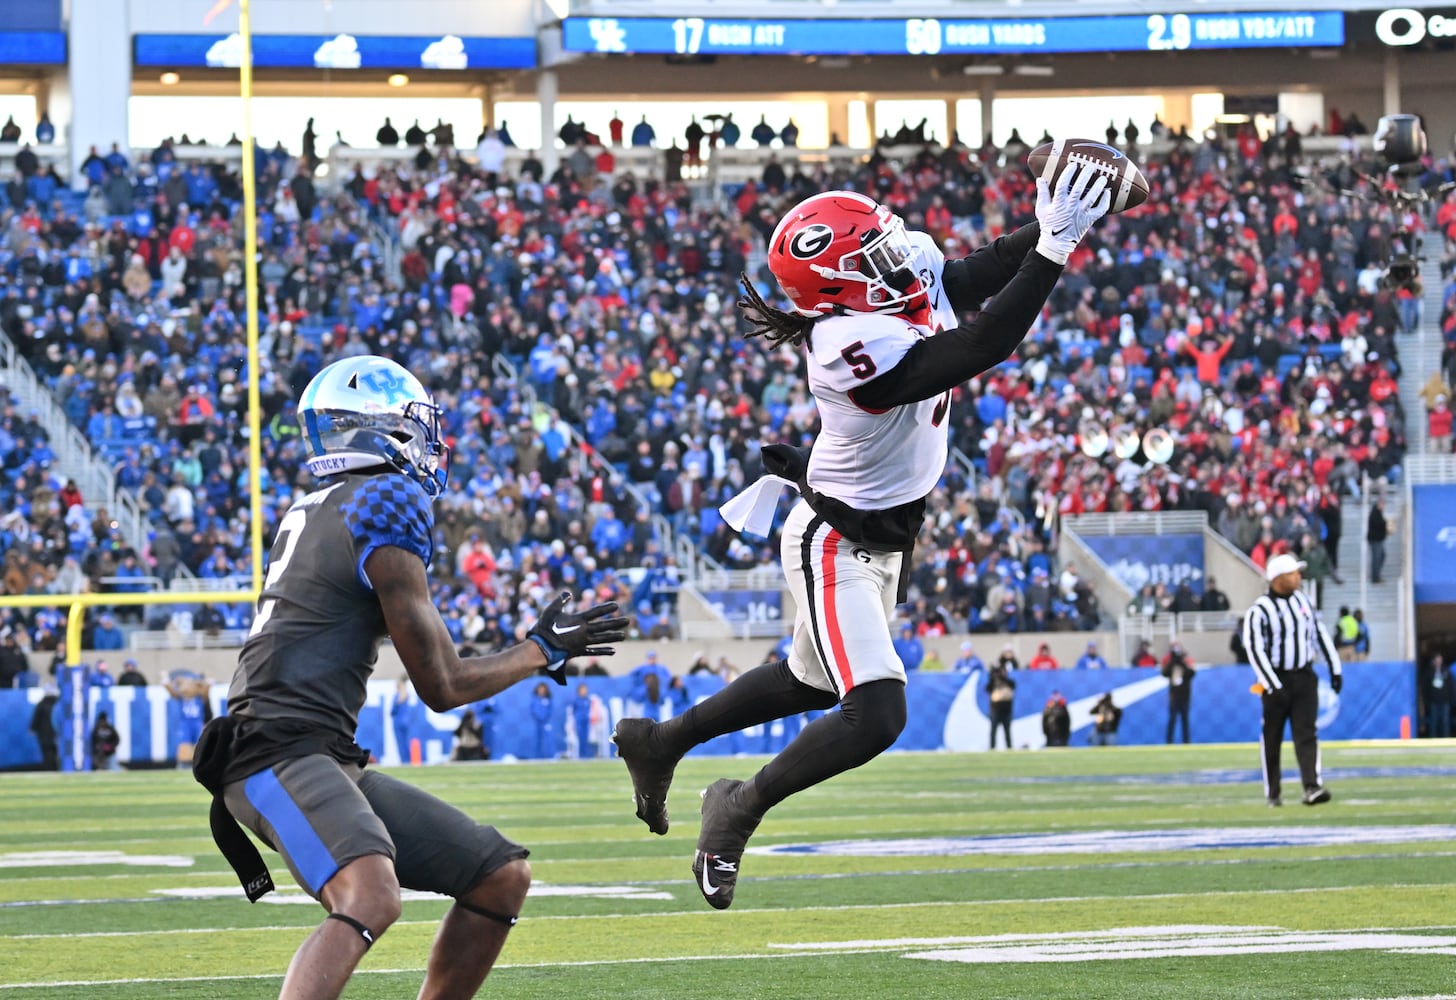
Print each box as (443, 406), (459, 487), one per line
(358, 370), (410, 405)
(788, 223), (835, 260)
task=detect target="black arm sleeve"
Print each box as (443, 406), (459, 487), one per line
(850, 251), (1063, 411)
(940, 222), (1041, 317)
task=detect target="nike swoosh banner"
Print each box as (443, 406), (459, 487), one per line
(0, 662), (1412, 767)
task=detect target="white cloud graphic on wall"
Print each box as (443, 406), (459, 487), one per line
(421, 35), (468, 69)
(314, 34), (362, 69)
(205, 33), (245, 68)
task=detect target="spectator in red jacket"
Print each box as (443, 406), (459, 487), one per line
(1429, 395), (1453, 454)
(1027, 643), (1059, 670)
(1132, 640), (1158, 667)
(1182, 332), (1233, 385)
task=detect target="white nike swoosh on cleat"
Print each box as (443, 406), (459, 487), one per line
(550, 622), (580, 635)
(699, 854), (721, 896)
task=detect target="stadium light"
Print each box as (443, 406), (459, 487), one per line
(388, 73), (410, 86)
(962, 64), (1005, 76)
(1013, 64), (1055, 77)
(159, 72), (180, 86)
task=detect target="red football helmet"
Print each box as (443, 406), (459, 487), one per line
(767, 190), (922, 317)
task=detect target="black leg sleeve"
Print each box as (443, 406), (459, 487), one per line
(739, 679), (906, 817)
(655, 660), (839, 758)
(1288, 671), (1322, 790)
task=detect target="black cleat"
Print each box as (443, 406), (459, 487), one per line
(692, 778), (762, 910)
(611, 718), (680, 835)
(1267, 796), (1282, 807)
(1302, 785), (1332, 806)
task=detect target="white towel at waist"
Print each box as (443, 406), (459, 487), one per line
(718, 474), (796, 537)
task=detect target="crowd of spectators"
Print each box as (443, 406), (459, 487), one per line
(0, 113), (1452, 666)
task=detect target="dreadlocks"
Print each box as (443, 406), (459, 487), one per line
(737, 272), (817, 349)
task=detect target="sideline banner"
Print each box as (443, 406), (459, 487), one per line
(1079, 533), (1204, 594)
(0, 661), (1415, 768)
(1412, 484), (1456, 602)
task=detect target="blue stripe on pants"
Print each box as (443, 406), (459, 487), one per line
(243, 769), (337, 895)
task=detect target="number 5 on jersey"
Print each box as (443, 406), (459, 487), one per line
(840, 341), (878, 380)
(842, 339), (949, 426)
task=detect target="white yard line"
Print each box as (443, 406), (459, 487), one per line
(3, 886), (1454, 941)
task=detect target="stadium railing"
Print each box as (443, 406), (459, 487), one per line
(128, 628), (249, 650)
(0, 335), (146, 552)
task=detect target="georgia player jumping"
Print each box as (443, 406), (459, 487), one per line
(613, 165), (1112, 909)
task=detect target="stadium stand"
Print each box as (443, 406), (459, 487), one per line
(0, 123), (1440, 660)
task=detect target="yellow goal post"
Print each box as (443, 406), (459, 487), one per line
(0, 0), (266, 670)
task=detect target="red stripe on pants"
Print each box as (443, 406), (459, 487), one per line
(820, 528), (855, 692)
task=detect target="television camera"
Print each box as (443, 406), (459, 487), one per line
(1297, 113), (1452, 297)
(1369, 114), (1432, 296)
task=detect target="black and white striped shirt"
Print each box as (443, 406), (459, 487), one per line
(1241, 588), (1342, 691)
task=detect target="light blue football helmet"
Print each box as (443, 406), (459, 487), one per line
(298, 356), (449, 497)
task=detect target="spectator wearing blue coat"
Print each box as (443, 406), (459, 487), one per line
(953, 640), (984, 673)
(591, 508), (628, 556)
(26, 166), (58, 206)
(892, 623), (925, 671)
(570, 683), (595, 759)
(634, 602), (671, 640)
(630, 116), (656, 147)
(81, 146), (107, 186)
(92, 613), (125, 651)
(1075, 641), (1110, 671)
(530, 681), (556, 759)
(629, 650), (674, 716)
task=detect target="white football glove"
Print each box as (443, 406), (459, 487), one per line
(1034, 164), (1112, 265)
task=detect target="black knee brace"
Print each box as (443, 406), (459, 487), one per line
(457, 899), (519, 928)
(327, 912), (378, 948)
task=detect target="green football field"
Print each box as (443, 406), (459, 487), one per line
(2, 742), (1455, 1000)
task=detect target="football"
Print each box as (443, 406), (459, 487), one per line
(1026, 138), (1150, 214)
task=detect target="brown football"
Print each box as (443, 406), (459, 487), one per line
(1026, 138), (1150, 214)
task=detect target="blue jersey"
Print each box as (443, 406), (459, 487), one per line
(227, 473), (434, 744)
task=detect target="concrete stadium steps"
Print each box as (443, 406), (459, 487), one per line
(1396, 254), (1451, 456)
(1317, 491), (1403, 659)
(0, 336), (151, 560)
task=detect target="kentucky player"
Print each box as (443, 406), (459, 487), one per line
(193, 356), (627, 1000)
(614, 166), (1111, 909)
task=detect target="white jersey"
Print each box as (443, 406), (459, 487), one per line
(805, 310), (949, 509)
(907, 231), (957, 333)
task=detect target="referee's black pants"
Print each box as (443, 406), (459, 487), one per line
(1260, 669), (1322, 800)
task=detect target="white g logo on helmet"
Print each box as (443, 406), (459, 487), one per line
(788, 223), (835, 260)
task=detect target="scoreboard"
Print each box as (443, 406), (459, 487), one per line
(562, 12), (1346, 56)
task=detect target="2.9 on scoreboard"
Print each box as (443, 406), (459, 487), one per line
(562, 12), (1345, 56)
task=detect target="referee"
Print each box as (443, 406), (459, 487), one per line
(1241, 552), (1343, 807)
